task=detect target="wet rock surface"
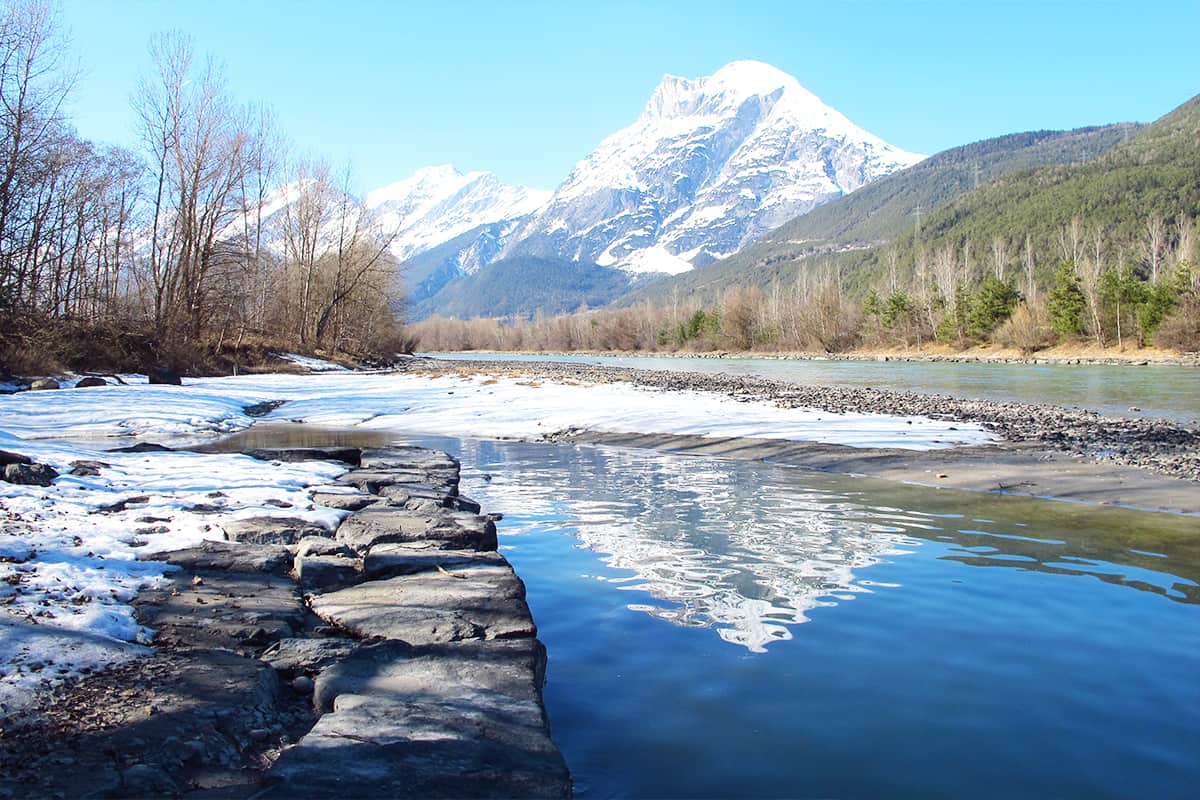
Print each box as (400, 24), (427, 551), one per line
(400, 357), (1200, 482)
(0, 445), (569, 798)
(266, 639), (568, 799)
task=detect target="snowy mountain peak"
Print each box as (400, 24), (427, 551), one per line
(502, 60), (923, 274)
(645, 60), (798, 120)
(364, 165), (550, 269)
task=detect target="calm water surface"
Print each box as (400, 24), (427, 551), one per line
(429, 352), (1200, 423)
(398, 434), (1199, 800)
(204, 425), (1200, 798)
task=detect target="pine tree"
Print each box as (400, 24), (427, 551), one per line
(1047, 260), (1087, 337)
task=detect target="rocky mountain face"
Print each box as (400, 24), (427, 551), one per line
(367, 61), (922, 317)
(498, 60), (923, 275)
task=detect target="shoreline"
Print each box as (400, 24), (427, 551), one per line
(398, 356), (1200, 506)
(425, 347), (1200, 368)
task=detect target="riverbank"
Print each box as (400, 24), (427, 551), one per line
(0, 444), (570, 798)
(398, 357), (1200, 496)
(433, 344), (1200, 367)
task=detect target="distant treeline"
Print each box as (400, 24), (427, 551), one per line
(409, 217), (1200, 355)
(0, 1), (405, 374)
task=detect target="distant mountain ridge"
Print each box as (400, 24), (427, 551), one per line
(385, 60), (922, 318)
(499, 60), (922, 275)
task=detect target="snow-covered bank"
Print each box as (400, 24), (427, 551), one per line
(0, 428), (345, 714)
(0, 372), (993, 449)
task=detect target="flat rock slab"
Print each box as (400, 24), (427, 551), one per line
(336, 468), (457, 495)
(266, 639), (569, 799)
(336, 507), (497, 552)
(223, 516), (331, 547)
(150, 539), (293, 575)
(261, 637), (361, 675)
(135, 570), (305, 652)
(294, 554), (361, 590)
(295, 536), (356, 558)
(364, 542), (508, 581)
(308, 565), (534, 645)
(310, 490), (380, 512)
(360, 447), (460, 473)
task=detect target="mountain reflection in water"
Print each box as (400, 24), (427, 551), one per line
(438, 438), (1199, 652)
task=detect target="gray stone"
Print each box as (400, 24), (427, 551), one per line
(135, 570), (305, 652)
(360, 447), (460, 473)
(243, 447), (362, 466)
(120, 763), (179, 795)
(222, 515), (330, 546)
(149, 539), (293, 575)
(334, 507), (436, 551)
(3, 462), (58, 486)
(310, 490), (380, 512)
(336, 506), (496, 553)
(0, 450), (32, 466)
(148, 365), (182, 385)
(294, 536), (355, 559)
(336, 468), (455, 494)
(452, 494), (483, 514)
(260, 637), (360, 674)
(242, 399), (287, 417)
(69, 459), (109, 476)
(97, 494), (149, 513)
(308, 563), (535, 645)
(294, 554), (361, 590)
(266, 639), (569, 799)
(376, 479), (451, 503)
(364, 542), (507, 581)
(110, 441), (173, 453)
(29, 377), (59, 390)
(74, 376), (108, 388)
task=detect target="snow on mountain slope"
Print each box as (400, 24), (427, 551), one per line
(365, 165), (549, 270)
(503, 60), (923, 274)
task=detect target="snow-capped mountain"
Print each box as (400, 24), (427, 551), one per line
(502, 60), (923, 274)
(365, 165), (549, 271)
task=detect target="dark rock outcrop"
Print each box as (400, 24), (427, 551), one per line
(148, 366), (182, 385)
(3, 462), (58, 486)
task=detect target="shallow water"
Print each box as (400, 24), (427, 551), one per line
(428, 351), (1200, 423)
(407, 434), (1199, 800)
(203, 424), (1200, 797)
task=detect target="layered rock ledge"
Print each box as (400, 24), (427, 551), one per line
(0, 445), (570, 799)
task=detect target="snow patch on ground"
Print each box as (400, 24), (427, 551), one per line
(0, 428), (346, 715)
(183, 372), (994, 451)
(275, 353), (351, 372)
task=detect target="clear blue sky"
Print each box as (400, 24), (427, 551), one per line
(58, 0), (1200, 192)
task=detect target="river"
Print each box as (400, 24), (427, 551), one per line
(428, 352), (1200, 424)
(388, 433), (1199, 800)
